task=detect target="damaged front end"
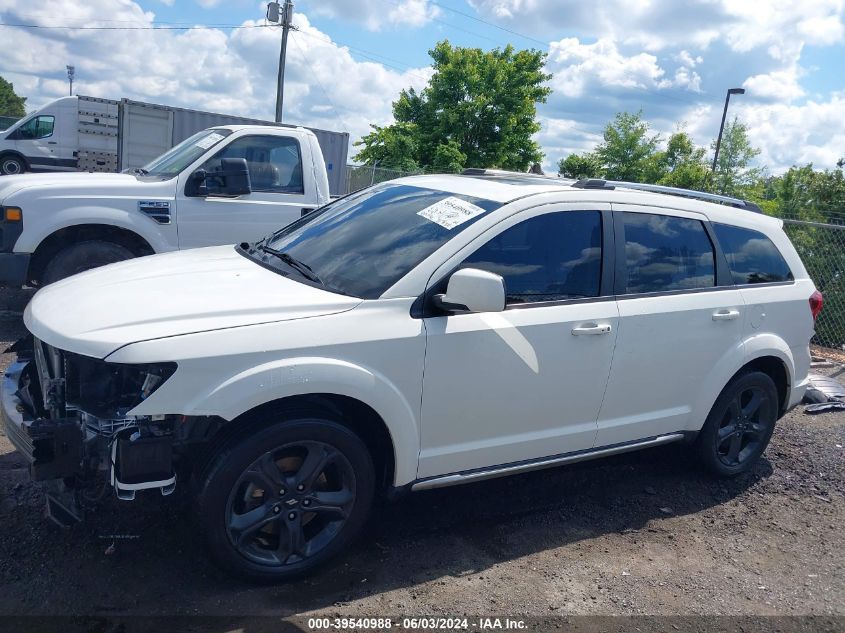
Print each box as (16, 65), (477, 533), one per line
(1, 336), (181, 525)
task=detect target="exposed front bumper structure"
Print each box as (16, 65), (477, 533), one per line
(1, 360), (85, 481)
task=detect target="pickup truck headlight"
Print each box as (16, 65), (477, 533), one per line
(3, 206), (22, 222)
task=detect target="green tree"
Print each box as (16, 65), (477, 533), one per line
(656, 131), (710, 190)
(711, 117), (761, 196)
(594, 111), (662, 182)
(353, 122), (420, 172)
(431, 140), (467, 174)
(0, 75), (26, 117)
(557, 152), (603, 179)
(355, 40), (552, 172)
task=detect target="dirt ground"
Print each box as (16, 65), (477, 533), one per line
(0, 286), (843, 624)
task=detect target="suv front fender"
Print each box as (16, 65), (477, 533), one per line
(127, 356), (422, 487)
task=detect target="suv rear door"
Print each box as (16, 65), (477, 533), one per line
(595, 205), (746, 446)
(418, 204), (618, 478)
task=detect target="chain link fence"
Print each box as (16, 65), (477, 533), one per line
(782, 218), (845, 351)
(344, 164), (423, 194)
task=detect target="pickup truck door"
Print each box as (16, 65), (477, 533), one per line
(175, 133), (317, 249)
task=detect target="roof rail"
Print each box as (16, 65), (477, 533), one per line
(571, 178), (762, 213)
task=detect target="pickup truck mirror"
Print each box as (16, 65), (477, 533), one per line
(189, 157), (252, 197)
(433, 268), (506, 314)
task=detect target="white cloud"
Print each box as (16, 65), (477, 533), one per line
(743, 67), (805, 102)
(0, 0), (431, 158)
(546, 37), (701, 98)
(304, 0), (440, 31)
(195, 0), (221, 7)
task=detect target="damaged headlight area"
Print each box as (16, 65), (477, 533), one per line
(4, 337), (184, 525)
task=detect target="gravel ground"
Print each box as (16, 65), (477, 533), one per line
(0, 287), (843, 622)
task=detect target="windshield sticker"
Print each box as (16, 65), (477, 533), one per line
(195, 132), (224, 150)
(417, 197), (487, 230)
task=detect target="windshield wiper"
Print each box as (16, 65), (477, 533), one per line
(133, 167), (149, 175)
(257, 244), (323, 285)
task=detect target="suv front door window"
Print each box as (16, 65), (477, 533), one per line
(419, 207), (618, 478)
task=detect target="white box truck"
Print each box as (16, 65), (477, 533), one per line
(0, 96), (349, 195)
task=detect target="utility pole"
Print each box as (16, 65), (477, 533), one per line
(711, 88), (745, 173)
(268, 1), (294, 123)
(66, 65), (75, 96)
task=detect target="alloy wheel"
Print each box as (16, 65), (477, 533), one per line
(715, 385), (773, 467)
(225, 440), (356, 567)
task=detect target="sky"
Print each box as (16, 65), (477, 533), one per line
(0, 0), (843, 174)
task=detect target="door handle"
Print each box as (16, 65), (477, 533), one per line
(47, 141), (57, 145)
(571, 323), (612, 336)
(712, 309), (740, 321)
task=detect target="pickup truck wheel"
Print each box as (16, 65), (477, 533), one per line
(696, 371), (778, 477)
(0, 155), (25, 176)
(197, 418), (375, 582)
(42, 240), (135, 284)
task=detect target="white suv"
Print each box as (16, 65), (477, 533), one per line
(1, 171), (820, 581)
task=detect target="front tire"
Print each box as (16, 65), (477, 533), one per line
(696, 371), (778, 477)
(196, 418), (375, 582)
(0, 155), (25, 176)
(42, 240), (135, 284)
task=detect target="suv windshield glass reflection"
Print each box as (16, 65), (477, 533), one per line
(255, 183), (502, 298)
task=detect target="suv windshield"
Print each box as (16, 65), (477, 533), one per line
(140, 129), (232, 178)
(244, 182), (502, 298)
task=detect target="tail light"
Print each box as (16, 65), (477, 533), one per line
(809, 290), (823, 320)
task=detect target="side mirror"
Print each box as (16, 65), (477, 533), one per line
(433, 268), (506, 314)
(190, 157), (252, 197)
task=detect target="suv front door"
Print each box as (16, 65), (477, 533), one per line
(595, 205), (746, 446)
(176, 133), (312, 248)
(418, 205), (618, 479)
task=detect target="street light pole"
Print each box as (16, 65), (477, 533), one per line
(272, 0), (294, 123)
(711, 87), (745, 172)
(66, 65), (75, 96)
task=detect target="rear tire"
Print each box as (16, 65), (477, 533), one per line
(196, 417), (375, 582)
(0, 155), (25, 176)
(696, 371), (778, 477)
(42, 240), (135, 284)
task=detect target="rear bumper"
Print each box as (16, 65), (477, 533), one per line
(1, 360), (84, 481)
(0, 252), (29, 286)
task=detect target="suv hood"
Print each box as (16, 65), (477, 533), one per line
(24, 246), (362, 359)
(0, 172), (160, 204)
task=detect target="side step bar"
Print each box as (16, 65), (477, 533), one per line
(411, 433), (685, 491)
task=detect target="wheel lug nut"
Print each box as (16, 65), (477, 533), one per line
(288, 512), (296, 520)
(279, 489), (286, 496)
(273, 506), (280, 514)
(296, 484), (305, 492)
(303, 499), (311, 507)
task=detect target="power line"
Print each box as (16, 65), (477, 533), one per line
(0, 21), (270, 31)
(427, 0), (548, 47)
(290, 32), (351, 133)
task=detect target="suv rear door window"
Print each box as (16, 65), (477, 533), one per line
(713, 223), (794, 284)
(621, 212), (715, 294)
(461, 210), (602, 304)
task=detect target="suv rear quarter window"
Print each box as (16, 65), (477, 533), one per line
(712, 223), (794, 285)
(621, 212), (716, 294)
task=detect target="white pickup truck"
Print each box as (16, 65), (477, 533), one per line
(0, 124), (331, 287)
